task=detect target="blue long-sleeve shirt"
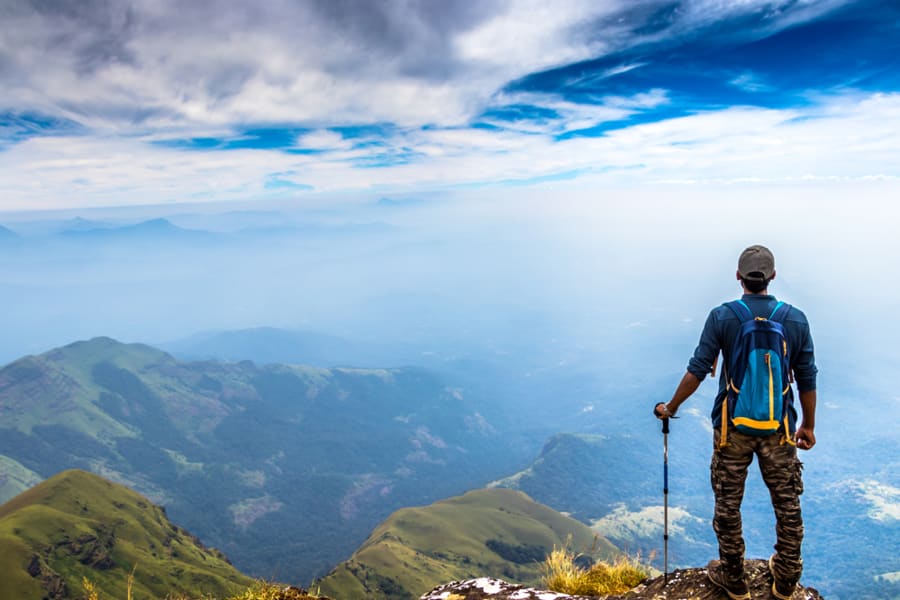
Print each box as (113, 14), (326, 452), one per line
(687, 294), (817, 432)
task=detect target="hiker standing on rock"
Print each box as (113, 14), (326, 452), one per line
(655, 245), (818, 600)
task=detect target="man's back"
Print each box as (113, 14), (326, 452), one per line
(687, 293), (817, 432)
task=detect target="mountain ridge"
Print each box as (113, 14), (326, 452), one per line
(0, 337), (523, 584)
(0, 224), (18, 240)
(58, 218), (214, 242)
(0, 469), (252, 600)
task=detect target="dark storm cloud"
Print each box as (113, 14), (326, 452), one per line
(12, 0), (138, 74)
(0, 0), (511, 118)
(292, 0), (500, 79)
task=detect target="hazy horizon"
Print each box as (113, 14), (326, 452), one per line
(1, 182), (896, 388)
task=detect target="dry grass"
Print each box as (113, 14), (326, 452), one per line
(82, 577), (100, 600)
(542, 544), (650, 596)
(224, 582), (320, 600)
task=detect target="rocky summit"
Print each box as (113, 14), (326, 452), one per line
(420, 559), (824, 600)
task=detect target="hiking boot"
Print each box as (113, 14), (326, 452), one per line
(707, 560), (750, 600)
(768, 554), (798, 599)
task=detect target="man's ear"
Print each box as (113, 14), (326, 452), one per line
(770, 271), (777, 281)
(736, 270), (742, 281)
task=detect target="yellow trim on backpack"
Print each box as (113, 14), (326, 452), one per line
(766, 352), (774, 421)
(782, 415), (797, 446)
(732, 416), (780, 430)
(719, 401), (729, 448)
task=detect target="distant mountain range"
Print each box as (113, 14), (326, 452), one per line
(0, 337), (523, 584)
(59, 217), (115, 232)
(0, 224), (19, 242)
(6, 215), (398, 244)
(58, 217), (215, 243)
(0, 469), (251, 600)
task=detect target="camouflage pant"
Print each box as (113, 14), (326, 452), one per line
(711, 430), (804, 585)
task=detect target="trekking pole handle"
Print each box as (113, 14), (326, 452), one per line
(653, 403), (677, 433)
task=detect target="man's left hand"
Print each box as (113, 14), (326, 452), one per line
(795, 426), (816, 450)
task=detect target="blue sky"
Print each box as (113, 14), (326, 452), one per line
(1, 0), (899, 210)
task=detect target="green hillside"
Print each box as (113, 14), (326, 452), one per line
(0, 337), (519, 584)
(317, 487), (619, 600)
(488, 433), (662, 520)
(0, 469), (252, 600)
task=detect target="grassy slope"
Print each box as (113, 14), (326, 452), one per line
(317, 487), (619, 600)
(0, 337), (153, 439)
(0, 469), (253, 600)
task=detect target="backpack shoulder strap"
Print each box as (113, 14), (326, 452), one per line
(769, 301), (792, 323)
(723, 299), (753, 323)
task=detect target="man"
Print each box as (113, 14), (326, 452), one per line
(655, 245), (817, 600)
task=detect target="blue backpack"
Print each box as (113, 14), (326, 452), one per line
(721, 300), (793, 441)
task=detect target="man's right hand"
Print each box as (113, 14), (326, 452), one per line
(654, 403), (674, 419)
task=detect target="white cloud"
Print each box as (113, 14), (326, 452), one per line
(684, 407), (713, 434)
(875, 572), (900, 585)
(0, 135), (305, 209)
(840, 479), (900, 523)
(729, 72), (776, 93)
(2, 91), (900, 210)
(592, 503), (709, 544)
(483, 91), (655, 135)
(453, 0), (613, 72)
(296, 130), (353, 152)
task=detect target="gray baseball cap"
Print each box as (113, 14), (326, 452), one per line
(738, 245), (775, 280)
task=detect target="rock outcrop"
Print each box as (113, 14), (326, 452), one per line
(420, 559), (824, 599)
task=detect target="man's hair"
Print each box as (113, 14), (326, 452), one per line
(741, 275), (770, 294)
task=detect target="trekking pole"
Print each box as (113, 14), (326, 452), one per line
(663, 415), (669, 586)
(653, 404), (676, 586)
